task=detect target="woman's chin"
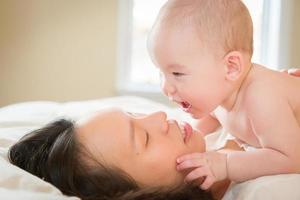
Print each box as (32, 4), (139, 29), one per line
(189, 131), (206, 152)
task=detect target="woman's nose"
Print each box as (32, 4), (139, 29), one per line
(148, 111), (167, 121)
(141, 111), (168, 132)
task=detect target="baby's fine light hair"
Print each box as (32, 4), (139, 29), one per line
(157, 0), (253, 58)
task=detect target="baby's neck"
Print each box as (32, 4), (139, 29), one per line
(220, 62), (254, 112)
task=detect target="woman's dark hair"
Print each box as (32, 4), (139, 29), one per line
(8, 119), (214, 200)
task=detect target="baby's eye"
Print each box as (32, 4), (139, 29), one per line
(172, 72), (184, 77)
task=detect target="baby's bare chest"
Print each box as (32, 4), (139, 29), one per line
(214, 108), (261, 147)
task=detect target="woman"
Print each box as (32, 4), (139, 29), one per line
(8, 69), (300, 200)
(8, 108), (237, 200)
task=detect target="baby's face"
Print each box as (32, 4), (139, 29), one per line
(148, 25), (229, 118)
(76, 108), (205, 187)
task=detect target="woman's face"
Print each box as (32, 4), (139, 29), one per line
(76, 108), (205, 187)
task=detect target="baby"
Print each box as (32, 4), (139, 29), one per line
(147, 0), (300, 190)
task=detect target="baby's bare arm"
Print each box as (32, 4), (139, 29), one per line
(227, 85), (300, 182)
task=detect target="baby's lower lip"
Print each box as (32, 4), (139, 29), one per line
(183, 105), (192, 113)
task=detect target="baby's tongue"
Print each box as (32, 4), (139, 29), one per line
(181, 101), (190, 109)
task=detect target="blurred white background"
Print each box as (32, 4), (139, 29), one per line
(0, 0), (299, 107)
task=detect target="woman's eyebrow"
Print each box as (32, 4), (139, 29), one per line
(123, 111), (140, 152)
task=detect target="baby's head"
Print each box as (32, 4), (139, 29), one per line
(148, 0), (254, 118)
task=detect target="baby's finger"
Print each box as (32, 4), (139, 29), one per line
(184, 167), (209, 183)
(177, 158), (206, 171)
(177, 153), (204, 163)
(200, 175), (215, 190)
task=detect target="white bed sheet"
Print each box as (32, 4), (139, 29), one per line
(0, 96), (299, 200)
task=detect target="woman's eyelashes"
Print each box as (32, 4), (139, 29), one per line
(172, 72), (185, 77)
(125, 112), (149, 147)
(145, 131), (149, 147)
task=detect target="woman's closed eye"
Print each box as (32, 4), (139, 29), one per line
(145, 131), (149, 147)
(172, 72), (185, 77)
(125, 112), (149, 148)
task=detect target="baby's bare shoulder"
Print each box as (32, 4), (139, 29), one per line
(243, 73), (285, 111)
(245, 67), (299, 101)
(245, 79), (280, 99)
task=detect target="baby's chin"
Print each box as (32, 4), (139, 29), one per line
(187, 106), (212, 119)
(189, 111), (207, 119)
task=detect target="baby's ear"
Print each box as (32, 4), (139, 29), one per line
(223, 51), (244, 81)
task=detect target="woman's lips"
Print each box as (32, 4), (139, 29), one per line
(173, 120), (193, 144)
(182, 122), (193, 143)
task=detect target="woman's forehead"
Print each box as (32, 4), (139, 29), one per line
(75, 108), (133, 161)
(77, 108), (125, 124)
(79, 109), (128, 133)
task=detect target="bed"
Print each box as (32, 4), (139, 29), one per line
(0, 95), (299, 200)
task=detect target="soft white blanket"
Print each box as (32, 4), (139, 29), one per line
(0, 96), (299, 200)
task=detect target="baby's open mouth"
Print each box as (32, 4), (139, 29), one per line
(181, 101), (192, 112)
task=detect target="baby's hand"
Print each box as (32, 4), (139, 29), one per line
(176, 151), (227, 190)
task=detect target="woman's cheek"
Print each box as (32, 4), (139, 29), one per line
(147, 145), (178, 169)
(187, 133), (206, 152)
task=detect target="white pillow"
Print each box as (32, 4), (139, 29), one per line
(223, 174), (300, 200)
(1, 96), (300, 200)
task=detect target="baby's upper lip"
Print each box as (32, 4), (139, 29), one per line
(170, 98), (180, 103)
(170, 99), (185, 107)
(169, 97), (190, 109)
